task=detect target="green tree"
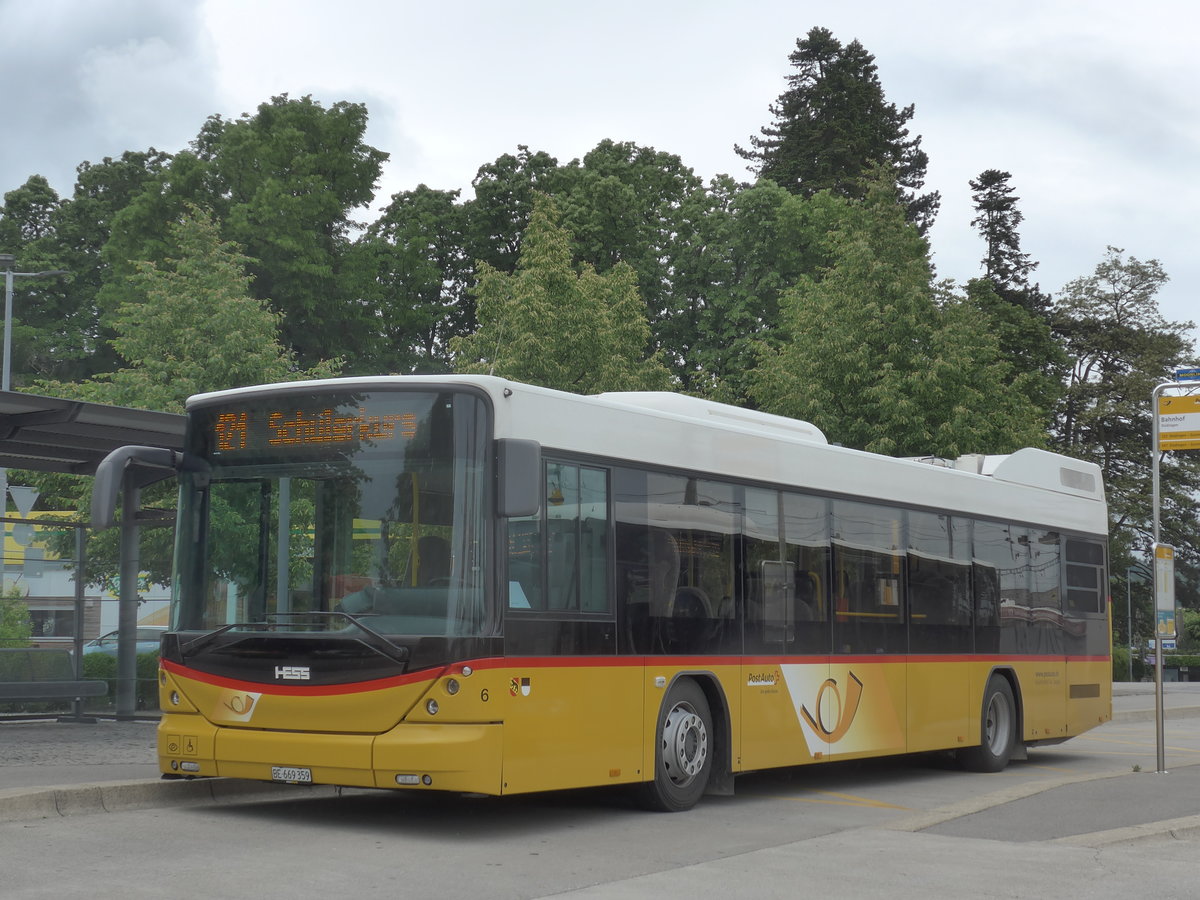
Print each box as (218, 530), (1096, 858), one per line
(452, 193), (669, 393)
(970, 169), (1039, 299)
(751, 178), (1043, 456)
(50, 149), (176, 380)
(362, 184), (473, 373)
(0, 177), (80, 384)
(962, 277), (1063, 424)
(1051, 247), (1200, 587)
(965, 169), (1063, 426)
(102, 95), (387, 369)
(1183, 608), (1200, 649)
(665, 177), (824, 402)
(556, 140), (704, 328)
(0, 175), (59, 244)
(32, 206), (340, 586)
(0, 151), (176, 387)
(0, 585), (33, 648)
(86, 206), (340, 411)
(736, 27), (938, 232)
(198, 95), (387, 368)
(465, 146), (562, 275)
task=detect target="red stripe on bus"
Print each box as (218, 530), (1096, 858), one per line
(163, 651), (1111, 696)
(160, 658), (445, 696)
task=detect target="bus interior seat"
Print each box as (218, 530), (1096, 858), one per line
(646, 529), (680, 616)
(670, 585), (712, 619)
(795, 570), (817, 621)
(666, 585), (713, 650)
(621, 527), (679, 653)
(417, 535), (451, 585)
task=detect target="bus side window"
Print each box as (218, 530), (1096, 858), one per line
(507, 517), (542, 610)
(782, 491), (831, 654)
(907, 511), (971, 654)
(507, 461), (610, 613)
(832, 499), (905, 655)
(1065, 539), (1105, 613)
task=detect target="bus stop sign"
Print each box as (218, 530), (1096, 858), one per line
(1158, 395), (1200, 451)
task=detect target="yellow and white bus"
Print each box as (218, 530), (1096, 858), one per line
(94, 376), (1111, 811)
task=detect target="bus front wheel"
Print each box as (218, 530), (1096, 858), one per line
(638, 678), (713, 812)
(958, 675), (1017, 773)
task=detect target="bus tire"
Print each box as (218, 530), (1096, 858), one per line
(958, 675), (1017, 773)
(638, 678), (713, 812)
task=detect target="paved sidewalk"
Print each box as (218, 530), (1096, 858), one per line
(0, 718), (160, 790)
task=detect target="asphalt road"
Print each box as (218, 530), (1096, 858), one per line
(1, 684), (1199, 898)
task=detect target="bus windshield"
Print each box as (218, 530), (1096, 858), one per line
(172, 388), (490, 638)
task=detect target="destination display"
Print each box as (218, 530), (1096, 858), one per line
(207, 405), (419, 454)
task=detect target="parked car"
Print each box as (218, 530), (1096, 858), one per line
(82, 626), (167, 656)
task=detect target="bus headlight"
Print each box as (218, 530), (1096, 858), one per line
(445, 678), (460, 695)
(426, 698), (439, 716)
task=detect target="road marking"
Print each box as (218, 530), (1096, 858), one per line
(792, 790), (911, 810)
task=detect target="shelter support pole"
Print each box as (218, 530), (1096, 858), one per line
(116, 477), (140, 719)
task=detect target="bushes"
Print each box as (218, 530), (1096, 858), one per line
(80, 652), (160, 711)
(1112, 646), (1147, 682)
(1113, 647), (1200, 682)
(0, 651), (159, 716)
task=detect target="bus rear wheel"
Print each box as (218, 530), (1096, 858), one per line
(958, 675), (1017, 773)
(638, 678), (713, 812)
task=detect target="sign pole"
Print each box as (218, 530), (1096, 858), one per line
(1152, 542), (1175, 773)
(1151, 370), (1200, 774)
(1152, 385), (1166, 773)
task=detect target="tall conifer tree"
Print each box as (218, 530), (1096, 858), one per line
(966, 169), (1061, 416)
(737, 27), (939, 233)
(969, 169), (1045, 312)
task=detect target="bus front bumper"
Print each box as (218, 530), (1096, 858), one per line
(159, 715), (504, 796)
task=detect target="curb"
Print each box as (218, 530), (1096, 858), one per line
(1052, 813), (1200, 848)
(0, 777), (338, 823)
(1113, 705), (1200, 724)
(882, 768), (1134, 834)
(5, 703), (1200, 825)
(885, 758), (1200, 847)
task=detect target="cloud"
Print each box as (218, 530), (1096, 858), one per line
(1, 0), (1194, 337)
(0, 0), (218, 197)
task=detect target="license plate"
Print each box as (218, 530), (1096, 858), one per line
(271, 766), (313, 784)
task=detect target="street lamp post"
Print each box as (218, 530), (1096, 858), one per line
(1, 255), (70, 392)
(0, 254), (70, 527)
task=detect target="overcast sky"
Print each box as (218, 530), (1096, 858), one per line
(2, 0), (1195, 343)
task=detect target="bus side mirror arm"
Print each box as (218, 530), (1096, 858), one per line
(496, 439), (541, 518)
(90, 446), (210, 530)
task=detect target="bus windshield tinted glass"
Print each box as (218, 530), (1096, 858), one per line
(173, 389), (489, 637)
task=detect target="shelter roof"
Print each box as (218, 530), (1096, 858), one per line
(0, 391), (184, 476)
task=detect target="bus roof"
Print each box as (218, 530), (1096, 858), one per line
(185, 374), (1107, 536)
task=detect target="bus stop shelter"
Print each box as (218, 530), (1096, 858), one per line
(0, 390), (184, 717)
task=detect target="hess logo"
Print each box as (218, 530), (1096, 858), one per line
(800, 671), (864, 744)
(275, 665), (311, 681)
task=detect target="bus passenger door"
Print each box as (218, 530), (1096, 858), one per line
(501, 461), (644, 794)
(741, 489), (829, 770)
(743, 559), (827, 769)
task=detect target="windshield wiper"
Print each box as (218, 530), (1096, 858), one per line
(178, 613), (410, 665)
(180, 623), (256, 657)
(288, 611), (412, 665)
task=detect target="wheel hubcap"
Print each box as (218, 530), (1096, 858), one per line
(984, 693), (1012, 754)
(662, 701), (708, 787)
